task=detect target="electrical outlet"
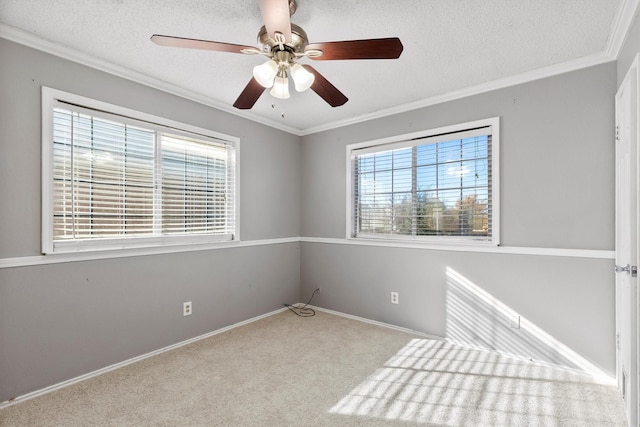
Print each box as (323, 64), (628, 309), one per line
(391, 292), (399, 304)
(183, 301), (192, 316)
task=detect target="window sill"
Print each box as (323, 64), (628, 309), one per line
(352, 234), (497, 247)
(345, 236), (498, 253)
(47, 234), (235, 255)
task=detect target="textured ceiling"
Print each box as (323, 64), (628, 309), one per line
(0, 0), (626, 133)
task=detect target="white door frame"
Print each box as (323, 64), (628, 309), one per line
(615, 53), (640, 427)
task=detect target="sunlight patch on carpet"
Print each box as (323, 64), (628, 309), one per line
(329, 338), (623, 426)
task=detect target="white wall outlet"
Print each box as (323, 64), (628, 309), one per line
(391, 292), (399, 304)
(183, 301), (192, 316)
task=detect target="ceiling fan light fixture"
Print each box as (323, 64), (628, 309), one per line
(152, 0), (402, 110)
(289, 63), (314, 92)
(270, 73), (290, 99)
(253, 59), (278, 88)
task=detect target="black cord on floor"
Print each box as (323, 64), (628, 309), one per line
(284, 288), (320, 317)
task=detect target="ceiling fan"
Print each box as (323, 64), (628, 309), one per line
(151, 0), (403, 109)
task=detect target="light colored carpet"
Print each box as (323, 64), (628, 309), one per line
(0, 310), (628, 426)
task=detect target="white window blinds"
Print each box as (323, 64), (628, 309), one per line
(160, 133), (235, 236)
(52, 108), (156, 240)
(350, 123), (497, 244)
(46, 98), (236, 253)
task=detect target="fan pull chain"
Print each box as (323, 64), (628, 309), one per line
(271, 103), (285, 119)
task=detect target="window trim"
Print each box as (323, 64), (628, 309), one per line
(41, 86), (241, 255)
(345, 117), (500, 246)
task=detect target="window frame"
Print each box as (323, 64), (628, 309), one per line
(41, 87), (240, 255)
(346, 117), (500, 246)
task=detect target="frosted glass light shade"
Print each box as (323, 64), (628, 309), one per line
(253, 60), (278, 88)
(289, 63), (315, 92)
(269, 76), (290, 99)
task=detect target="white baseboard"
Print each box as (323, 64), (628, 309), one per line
(309, 305), (444, 341)
(1, 304), (440, 410)
(0, 307), (287, 409)
(310, 305), (616, 386)
(2, 303), (616, 409)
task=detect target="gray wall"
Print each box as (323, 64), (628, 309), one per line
(301, 244), (613, 375)
(0, 38), (301, 257)
(0, 39), (301, 402)
(300, 62), (618, 376)
(301, 64), (615, 250)
(1, 27), (631, 402)
(0, 244), (299, 403)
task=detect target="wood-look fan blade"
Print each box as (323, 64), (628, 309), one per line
(258, 0), (292, 43)
(302, 65), (348, 107)
(306, 37), (403, 60)
(233, 77), (266, 109)
(151, 34), (256, 54)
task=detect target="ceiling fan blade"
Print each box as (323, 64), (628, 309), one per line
(233, 77), (265, 109)
(258, 0), (292, 43)
(302, 65), (348, 107)
(306, 37), (403, 60)
(151, 34), (256, 54)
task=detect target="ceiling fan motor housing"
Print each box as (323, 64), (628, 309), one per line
(258, 23), (308, 56)
(151, 0), (401, 109)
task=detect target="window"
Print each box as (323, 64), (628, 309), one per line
(348, 118), (499, 245)
(42, 88), (238, 254)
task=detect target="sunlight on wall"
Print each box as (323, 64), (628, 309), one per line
(445, 267), (612, 383)
(328, 267), (619, 424)
(329, 338), (619, 425)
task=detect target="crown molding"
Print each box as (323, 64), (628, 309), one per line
(2, 0), (638, 139)
(300, 51), (616, 135)
(0, 23), (303, 136)
(605, 0), (640, 58)
(300, 0), (637, 135)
